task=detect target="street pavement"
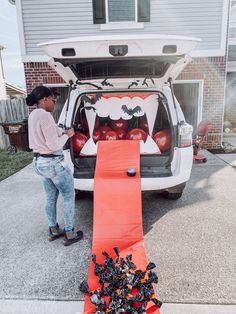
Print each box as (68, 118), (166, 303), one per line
(0, 150), (235, 313)
(0, 300), (236, 314)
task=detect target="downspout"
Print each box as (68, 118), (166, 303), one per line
(0, 46), (5, 80)
(0, 45), (7, 99)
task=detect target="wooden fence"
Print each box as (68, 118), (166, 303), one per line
(0, 98), (28, 149)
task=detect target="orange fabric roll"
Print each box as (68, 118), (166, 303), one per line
(83, 140), (160, 314)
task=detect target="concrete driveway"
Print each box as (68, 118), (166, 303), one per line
(0, 150), (235, 313)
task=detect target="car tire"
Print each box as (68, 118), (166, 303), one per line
(75, 189), (89, 199)
(162, 191), (183, 200)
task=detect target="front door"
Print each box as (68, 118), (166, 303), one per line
(174, 81), (203, 136)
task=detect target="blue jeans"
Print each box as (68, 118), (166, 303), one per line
(33, 156), (75, 232)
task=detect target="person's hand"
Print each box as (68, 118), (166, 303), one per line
(66, 128), (75, 138)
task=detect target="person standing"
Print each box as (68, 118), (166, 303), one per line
(26, 85), (83, 246)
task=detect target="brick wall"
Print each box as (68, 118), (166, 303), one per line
(24, 57), (227, 149)
(24, 62), (65, 93)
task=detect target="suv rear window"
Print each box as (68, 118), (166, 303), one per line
(74, 59), (170, 79)
(57, 58), (172, 80)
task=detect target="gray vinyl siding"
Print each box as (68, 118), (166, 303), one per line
(21, 0), (225, 56)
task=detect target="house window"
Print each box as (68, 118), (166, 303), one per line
(108, 0), (135, 22)
(93, 0), (150, 24)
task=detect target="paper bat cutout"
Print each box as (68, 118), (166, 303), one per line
(81, 93), (102, 105)
(121, 105), (142, 116)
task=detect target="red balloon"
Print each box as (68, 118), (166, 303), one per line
(92, 129), (102, 143)
(139, 116), (149, 134)
(126, 128), (147, 141)
(110, 119), (129, 131)
(72, 132), (88, 154)
(197, 120), (212, 137)
(153, 130), (172, 152)
(116, 128), (126, 140)
(99, 125), (112, 136)
(102, 130), (118, 141)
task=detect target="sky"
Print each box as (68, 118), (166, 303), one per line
(0, 0), (25, 89)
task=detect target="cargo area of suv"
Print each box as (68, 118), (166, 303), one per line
(70, 90), (174, 179)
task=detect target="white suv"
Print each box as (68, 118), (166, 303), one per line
(40, 34), (199, 199)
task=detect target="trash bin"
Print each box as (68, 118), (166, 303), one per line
(0, 119), (29, 154)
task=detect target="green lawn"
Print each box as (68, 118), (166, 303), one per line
(0, 149), (33, 181)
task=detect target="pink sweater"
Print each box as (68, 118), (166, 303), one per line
(28, 108), (68, 154)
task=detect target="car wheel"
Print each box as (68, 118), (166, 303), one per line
(75, 189), (89, 199)
(163, 191), (183, 200)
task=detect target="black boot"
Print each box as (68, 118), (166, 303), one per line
(63, 229), (83, 246)
(48, 223), (65, 241)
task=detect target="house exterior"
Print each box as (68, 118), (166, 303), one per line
(12, 0), (230, 148)
(0, 44), (26, 99)
(5, 81), (26, 98)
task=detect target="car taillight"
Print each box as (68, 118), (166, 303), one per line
(178, 122), (193, 148)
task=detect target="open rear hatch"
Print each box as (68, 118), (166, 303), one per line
(39, 35), (199, 178)
(39, 34), (200, 85)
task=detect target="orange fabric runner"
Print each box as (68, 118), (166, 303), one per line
(83, 140), (160, 314)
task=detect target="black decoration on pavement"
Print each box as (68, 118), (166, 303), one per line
(79, 247), (162, 314)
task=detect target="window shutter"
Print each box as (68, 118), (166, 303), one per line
(93, 0), (106, 24)
(138, 0), (150, 22)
